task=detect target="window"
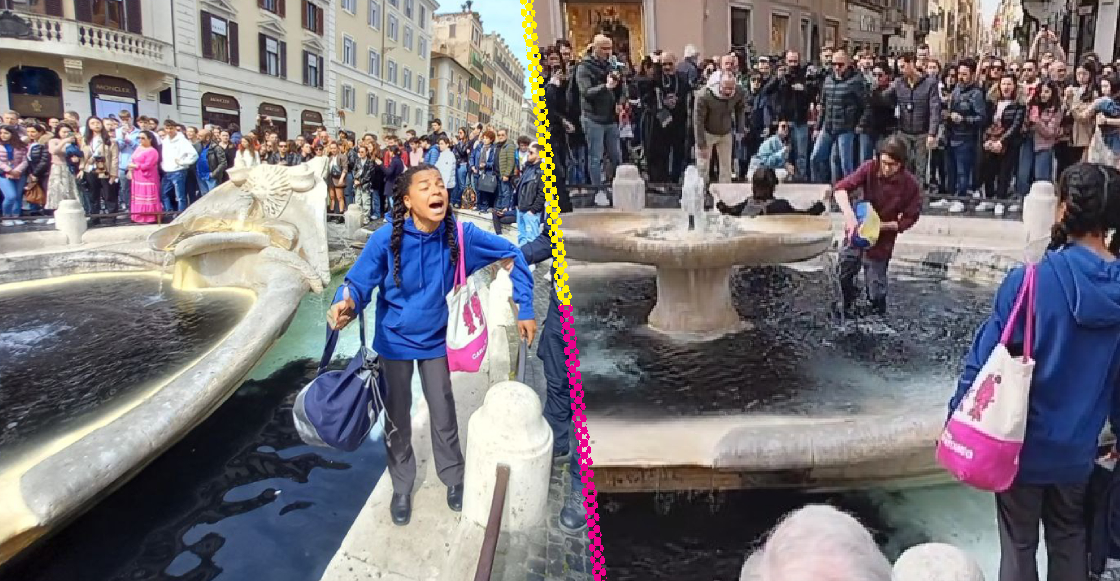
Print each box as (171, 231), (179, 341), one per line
(388, 0), (397, 7)
(387, 60), (398, 84)
(367, 93), (379, 115)
(415, 108), (422, 126)
(386, 99), (396, 116)
(302, 1), (324, 35)
(401, 104), (410, 123)
(403, 67), (412, 89)
(418, 6), (426, 28)
(471, 27), (480, 47)
(259, 33), (287, 78)
(448, 90), (454, 104)
(404, 0), (413, 18)
(261, 0), (279, 14)
(342, 0), (356, 14)
(730, 7), (752, 48)
(342, 84), (356, 111)
(79, 0), (133, 31)
(449, 23), (456, 37)
(368, 48), (381, 77)
(388, 15), (398, 41)
(417, 75), (425, 94)
(404, 26), (413, 51)
(200, 11), (238, 66)
(342, 36), (357, 67)
(418, 38), (428, 59)
(368, 0), (381, 29)
(303, 50), (324, 88)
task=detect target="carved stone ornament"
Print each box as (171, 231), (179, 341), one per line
(0, 10), (37, 40)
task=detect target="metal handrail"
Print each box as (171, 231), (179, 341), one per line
(473, 463), (511, 581)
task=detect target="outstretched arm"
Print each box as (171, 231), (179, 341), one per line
(462, 222), (535, 321)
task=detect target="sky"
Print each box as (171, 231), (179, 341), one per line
(446, 0), (538, 94)
(980, 0), (999, 29)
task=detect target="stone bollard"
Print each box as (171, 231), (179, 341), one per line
(343, 204), (365, 239)
(55, 199), (87, 245)
(893, 543), (984, 581)
(1022, 181), (1057, 246)
(462, 381), (553, 532)
(612, 164), (645, 212)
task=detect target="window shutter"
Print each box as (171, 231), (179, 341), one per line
(317, 55), (324, 88)
(200, 11), (214, 59)
(301, 50), (308, 85)
(301, 0), (307, 29)
(280, 41), (288, 79)
(229, 21), (240, 66)
(124, 0), (142, 33)
(44, 0), (63, 17)
(278, 0), (286, 18)
(316, 7), (324, 36)
(259, 34), (268, 73)
(74, 0), (93, 23)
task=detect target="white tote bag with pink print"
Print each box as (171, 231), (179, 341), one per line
(445, 220), (488, 372)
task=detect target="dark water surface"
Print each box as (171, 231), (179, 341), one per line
(0, 274), (252, 449)
(569, 266), (993, 417)
(0, 359), (386, 581)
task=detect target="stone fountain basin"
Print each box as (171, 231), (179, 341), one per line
(561, 210), (834, 269)
(0, 230), (310, 565)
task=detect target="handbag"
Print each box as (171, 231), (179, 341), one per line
(445, 220), (488, 372)
(477, 172), (498, 194)
(24, 181), (45, 206)
(936, 264), (1037, 492)
(655, 87), (674, 128)
(1088, 129), (1120, 168)
(292, 283), (389, 452)
(461, 184), (477, 210)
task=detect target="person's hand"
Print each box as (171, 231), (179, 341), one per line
(843, 211), (859, 239)
(500, 257), (514, 272)
(950, 112), (963, 123)
(562, 119), (576, 133)
(606, 74), (619, 90)
(880, 220), (899, 231)
(1098, 112), (1109, 126)
(128, 163), (137, 170)
(8, 170), (21, 179)
(792, 83), (805, 91)
(991, 141), (1003, 154)
(696, 146), (709, 159)
(785, 163), (796, 176)
(518, 318), (538, 346)
(326, 287), (357, 331)
(926, 135), (938, 148)
(502, 176), (509, 182)
(854, 126), (863, 134)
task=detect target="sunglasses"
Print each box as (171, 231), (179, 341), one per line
(832, 62), (846, 68)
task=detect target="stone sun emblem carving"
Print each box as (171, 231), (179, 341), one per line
(238, 164), (301, 221)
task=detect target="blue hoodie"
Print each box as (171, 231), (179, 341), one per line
(950, 244), (1120, 485)
(334, 218), (534, 360)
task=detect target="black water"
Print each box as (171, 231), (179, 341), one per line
(0, 275), (252, 449)
(0, 359), (387, 581)
(569, 266), (993, 418)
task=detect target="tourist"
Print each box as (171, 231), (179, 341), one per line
(197, 129), (227, 196)
(81, 116), (120, 225)
(515, 143), (545, 248)
(46, 122), (80, 214)
(451, 127), (473, 207)
(24, 123), (51, 222)
(948, 163), (1120, 581)
(0, 124), (28, 225)
(299, 142), (315, 163)
(128, 131), (163, 224)
(361, 142), (386, 222)
(761, 51), (815, 180)
(116, 110), (140, 212)
(980, 75), (1027, 212)
(325, 164), (536, 527)
(495, 129), (518, 213)
(1029, 81), (1064, 186)
(434, 137), (456, 195)
(812, 49), (867, 184)
(695, 75), (747, 186)
(832, 135), (923, 318)
(860, 64), (898, 164)
(327, 141), (349, 219)
(408, 138), (424, 169)
(575, 34), (624, 191)
(159, 119), (198, 213)
(747, 122), (795, 180)
(471, 130), (497, 212)
(740, 505), (894, 581)
(945, 60), (987, 201)
(716, 168), (826, 217)
(382, 145), (405, 216)
(234, 133), (261, 169)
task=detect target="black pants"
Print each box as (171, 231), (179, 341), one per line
(982, 146), (1018, 200)
(538, 324), (570, 453)
(380, 356), (465, 495)
(1055, 144), (1085, 180)
(86, 175), (117, 222)
(647, 124), (674, 183)
(838, 245), (890, 309)
(996, 483), (1088, 581)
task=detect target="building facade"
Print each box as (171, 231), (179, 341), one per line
(429, 51), (471, 133)
(924, 0), (976, 60)
(333, 0), (437, 138)
(530, 0), (845, 62)
(481, 32), (524, 134)
(1, 0), (179, 124)
(433, 9), (484, 126)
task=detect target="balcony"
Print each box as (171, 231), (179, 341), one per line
(382, 113), (403, 128)
(0, 11), (174, 72)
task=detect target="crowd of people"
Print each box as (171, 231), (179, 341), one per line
(0, 109), (546, 240)
(538, 29), (1120, 217)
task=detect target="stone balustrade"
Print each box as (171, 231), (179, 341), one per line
(11, 12), (174, 71)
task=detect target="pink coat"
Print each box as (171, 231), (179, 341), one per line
(0, 142), (28, 178)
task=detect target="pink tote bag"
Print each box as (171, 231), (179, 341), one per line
(445, 220), (488, 372)
(936, 264), (1037, 492)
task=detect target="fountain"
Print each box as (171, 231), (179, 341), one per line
(0, 159), (331, 565)
(562, 166), (833, 340)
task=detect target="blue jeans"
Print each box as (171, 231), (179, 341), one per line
(453, 163), (469, 205)
(0, 176), (23, 216)
(496, 179), (515, 211)
(369, 188), (383, 219)
(791, 123), (810, 180)
(161, 169), (188, 212)
(1034, 148), (1054, 183)
(859, 133), (878, 164)
(198, 175), (218, 196)
(568, 145), (588, 184)
(581, 117), (621, 188)
(117, 168), (131, 209)
(1016, 135), (1035, 198)
(948, 140), (977, 197)
(517, 210), (541, 247)
(345, 172), (355, 204)
(811, 130), (856, 183)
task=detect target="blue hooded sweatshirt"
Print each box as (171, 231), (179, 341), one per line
(950, 244), (1120, 485)
(333, 218), (534, 360)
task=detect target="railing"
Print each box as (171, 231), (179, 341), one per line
(473, 464), (511, 581)
(4, 12), (173, 69)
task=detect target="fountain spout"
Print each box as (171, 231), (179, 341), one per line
(682, 166), (706, 233)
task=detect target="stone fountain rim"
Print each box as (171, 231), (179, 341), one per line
(0, 240), (309, 564)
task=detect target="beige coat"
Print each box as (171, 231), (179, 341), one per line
(1067, 87), (1098, 149)
(81, 136), (120, 179)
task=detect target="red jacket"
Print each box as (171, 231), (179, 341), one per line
(835, 159), (922, 261)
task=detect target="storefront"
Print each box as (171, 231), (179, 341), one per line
(5, 65), (63, 121)
(258, 102), (288, 140)
(89, 75), (138, 120)
(300, 110), (323, 137)
(562, 2), (646, 64)
(201, 92), (241, 130)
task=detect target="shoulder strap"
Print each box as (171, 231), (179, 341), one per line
(318, 281), (367, 373)
(999, 264), (1037, 359)
(455, 219), (466, 287)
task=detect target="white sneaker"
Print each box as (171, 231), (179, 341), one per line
(976, 201), (995, 212)
(1, 220), (13, 227)
(46, 218), (55, 225)
(994, 203), (1006, 216)
(12, 219), (25, 225)
(948, 201), (966, 213)
(1008, 204), (1021, 213)
(971, 190), (983, 199)
(930, 199), (951, 209)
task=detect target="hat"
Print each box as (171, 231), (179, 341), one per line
(849, 201), (881, 249)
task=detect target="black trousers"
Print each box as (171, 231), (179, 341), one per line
(996, 483), (1088, 581)
(380, 356), (465, 495)
(1055, 144), (1085, 180)
(86, 175), (117, 222)
(982, 146), (1018, 200)
(538, 323), (570, 453)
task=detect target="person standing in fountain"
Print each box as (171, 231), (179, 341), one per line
(716, 168), (827, 217)
(326, 164), (537, 527)
(832, 135), (922, 318)
(948, 163), (1120, 581)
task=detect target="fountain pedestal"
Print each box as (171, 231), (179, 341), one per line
(648, 266), (747, 338)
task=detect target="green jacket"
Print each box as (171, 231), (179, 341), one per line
(497, 141), (517, 178)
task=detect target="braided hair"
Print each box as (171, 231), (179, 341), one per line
(388, 163), (460, 288)
(1048, 162), (1120, 254)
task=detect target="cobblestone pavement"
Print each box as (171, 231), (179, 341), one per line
(491, 264), (593, 581)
